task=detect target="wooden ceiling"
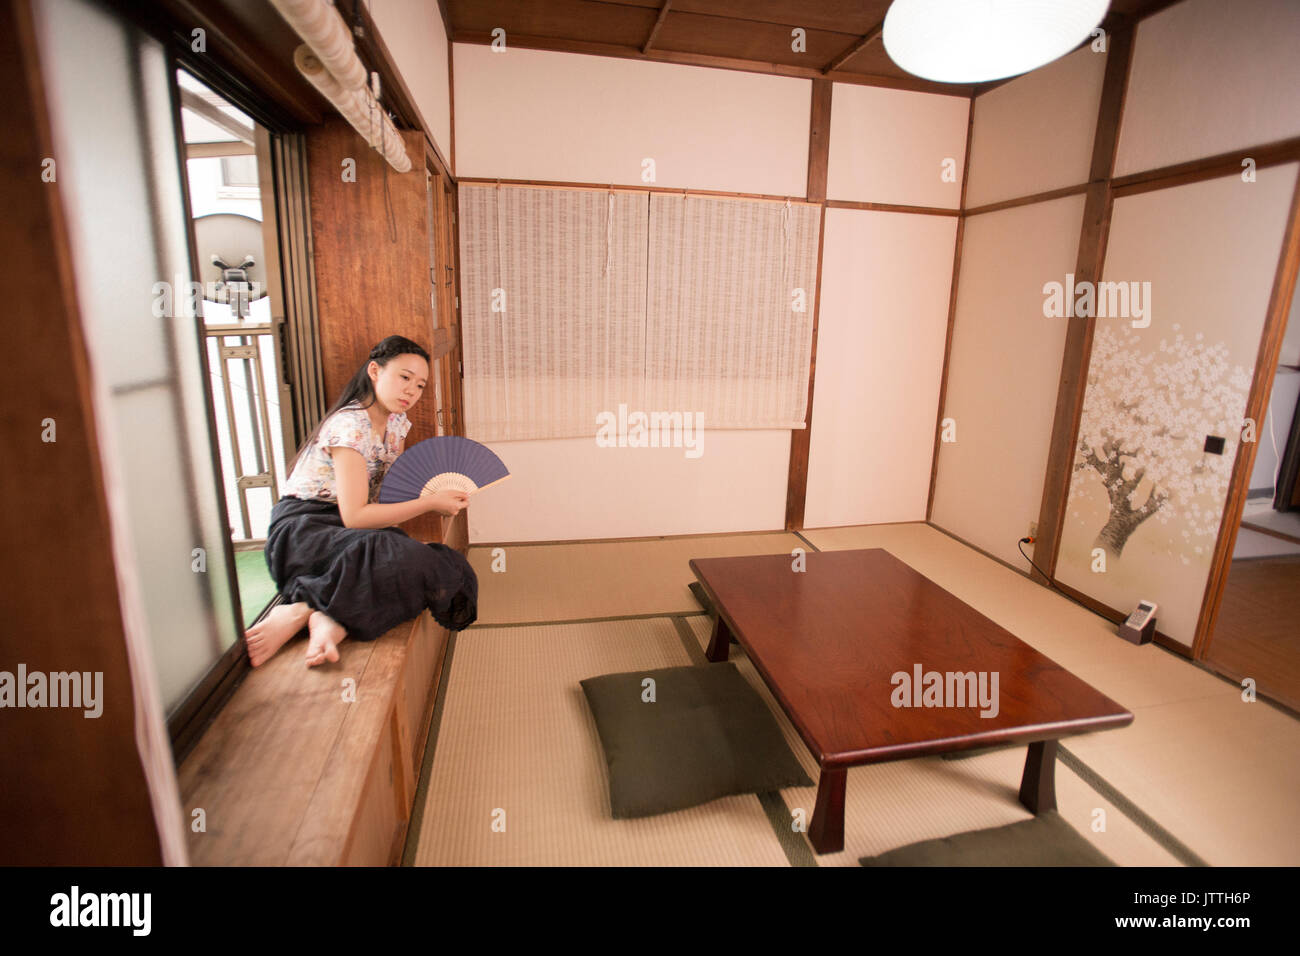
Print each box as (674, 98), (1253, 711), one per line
(446, 0), (1183, 97)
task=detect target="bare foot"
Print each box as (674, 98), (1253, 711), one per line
(305, 610), (347, 667)
(245, 601), (312, 667)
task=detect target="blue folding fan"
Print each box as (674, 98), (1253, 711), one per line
(378, 436), (510, 502)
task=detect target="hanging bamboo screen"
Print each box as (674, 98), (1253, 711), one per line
(458, 182), (820, 441)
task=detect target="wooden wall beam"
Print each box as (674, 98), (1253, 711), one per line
(821, 24), (882, 75)
(1033, 25), (1134, 585)
(926, 96), (976, 521)
(783, 77), (833, 530)
(1113, 135), (1300, 198)
(434, 0), (453, 42)
(1192, 168), (1300, 659)
(784, 211), (826, 531)
(806, 78), (832, 204)
(965, 183), (1091, 217)
(642, 1), (672, 54)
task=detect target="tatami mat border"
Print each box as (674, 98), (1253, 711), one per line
(402, 629), (460, 867)
(402, 519), (1220, 866)
(403, 614), (1199, 867)
(468, 521), (921, 551)
(467, 610), (710, 629)
(1056, 744), (1209, 867)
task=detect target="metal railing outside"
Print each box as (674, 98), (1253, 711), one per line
(203, 296), (287, 548)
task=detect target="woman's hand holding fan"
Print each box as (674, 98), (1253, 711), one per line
(424, 490), (469, 516)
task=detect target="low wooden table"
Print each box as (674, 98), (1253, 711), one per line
(688, 548), (1133, 854)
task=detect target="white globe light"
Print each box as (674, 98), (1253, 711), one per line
(882, 0), (1111, 84)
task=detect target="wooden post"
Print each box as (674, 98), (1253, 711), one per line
(0, 0), (168, 865)
(1033, 26), (1135, 584)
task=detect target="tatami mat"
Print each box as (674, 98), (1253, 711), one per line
(408, 522), (1298, 865)
(676, 615), (1184, 867)
(409, 611), (1181, 866)
(411, 617), (789, 865)
(1064, 694), (1300, 866)
(464, 532), (806, 623)
(802, 522), (1300, 866)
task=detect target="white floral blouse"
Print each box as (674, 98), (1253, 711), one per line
(282, 401), (412, 504)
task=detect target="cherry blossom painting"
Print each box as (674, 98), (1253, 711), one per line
(1070, 323), (1253, 562)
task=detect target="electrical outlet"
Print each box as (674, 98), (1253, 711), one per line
(1028, 521), (1038, 539)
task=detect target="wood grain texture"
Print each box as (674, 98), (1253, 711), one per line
(449, 28), (981, 96)
(689, 549), (1133, 768)
(403, 613), (452, 767)
(1112, 136), (1300, 198)
(806, 77), (831, 204)
(1205, 554), (1300, 713)
(0, 0), (165, 865)
(783, 204), (825, 530)
(825, 198), (959, 217)
(178, 612), (433, 866)
(963, 183), (1090, 218)
(306, 120), (444, 543)
(926, 97), (974, 522)
(1035, 25), (1134, 585)
(1195, 167), (1300, 663)
(302, 634), (407, 866)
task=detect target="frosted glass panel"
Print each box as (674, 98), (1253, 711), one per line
(34, 0), (239, 713)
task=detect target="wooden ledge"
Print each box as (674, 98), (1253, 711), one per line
(178, 609), (450, 866)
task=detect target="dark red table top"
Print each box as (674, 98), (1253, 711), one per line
(689, 548), (1133, 769)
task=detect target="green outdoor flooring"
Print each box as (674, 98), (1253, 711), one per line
(233, 548), (278, 627)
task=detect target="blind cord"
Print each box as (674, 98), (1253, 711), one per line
(496, 182), (509, 432)
(605, 191), (613, 398)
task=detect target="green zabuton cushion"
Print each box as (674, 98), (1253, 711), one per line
(580, 663), (813, 819)
(859, 811), (1116, 866)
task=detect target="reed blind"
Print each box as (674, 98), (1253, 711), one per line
(458, 183), (820, 441)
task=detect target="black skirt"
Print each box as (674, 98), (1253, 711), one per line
(264, 495), (478, 640)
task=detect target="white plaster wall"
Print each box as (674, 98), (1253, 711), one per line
(452, 45), (964, 543)
(368, 0), (453, 167)
(930, 195), (1087, 569)
(1115, 0), (1300, 176)
(467, 431), (792, 544)
(804, 208), (957, 529)
(826, 83), (968, 208)
(451, 43), (810, 195)
(965, 45), (1107, 208)
(453, 44), (811, 543)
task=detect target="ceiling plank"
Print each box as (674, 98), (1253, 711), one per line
(569, 0), (888, 36)
(641, 1), (672, 54)
(454, 30), (976, 97)
(821, 22), (883, 75)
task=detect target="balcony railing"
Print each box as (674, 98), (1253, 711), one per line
(202, 295), (287, 549)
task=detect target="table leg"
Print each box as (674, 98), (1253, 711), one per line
(808, 767), (846, 854)
(705, 614), (732, 662)
(1018, 739), (1058, 813)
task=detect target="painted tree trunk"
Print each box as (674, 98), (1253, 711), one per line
(1094, 499), (1156, 558)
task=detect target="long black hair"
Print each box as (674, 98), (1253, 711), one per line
(284, 334), (431, 479)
